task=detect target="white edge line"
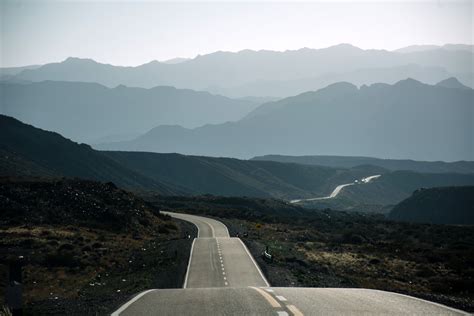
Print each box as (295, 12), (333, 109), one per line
(208, 220), (216, 238)
(200, 218), (215, 238)
(196, 218), (201, 238)
(223, 222), (230, 237)
(237, 238), (270, 287)
(183, 238), (196, 288)
(111, 289), (156, 316)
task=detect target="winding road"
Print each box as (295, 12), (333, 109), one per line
(290, 174), (381, 204)
(112, 212), (468, 315)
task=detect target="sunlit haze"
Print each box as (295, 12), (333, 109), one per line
(1, 0), (472, 67)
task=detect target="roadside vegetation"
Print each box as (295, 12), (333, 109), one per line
(0, 178), (195, 315)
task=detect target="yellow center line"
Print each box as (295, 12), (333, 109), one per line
(287, 304), (304, 316)
(249, 286), (282, 308)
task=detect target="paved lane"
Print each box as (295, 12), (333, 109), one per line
(290, 174), (381, 203)
(115, 288), (278, 316)
(162, 211), (229, 238)
(113, 212), (468, 316)
(270, 287), (467, 315)
(115, 287), (468, 316)
(162, 211), (268, 288)
(218, 237), (268, 287)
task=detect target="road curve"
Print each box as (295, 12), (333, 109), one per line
(162, 211), (230, 238)
(290, 174), (381, 204)
(161, 211), (268, 288)
(112, 212), (468, 316)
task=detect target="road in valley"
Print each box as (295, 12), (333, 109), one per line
(290, 174), (381, 204)
(112, 211), (468, 316)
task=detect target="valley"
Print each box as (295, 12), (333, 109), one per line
(1, 5), (473, 313)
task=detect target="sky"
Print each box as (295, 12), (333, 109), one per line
(1, 0), (472, 67)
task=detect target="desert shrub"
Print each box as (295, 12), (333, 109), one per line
(342, 232), (366, 244)
(58, 243), (74, 251)
(44, 252), (81, 267)
(158, 226), (170, 234)
(415, 266), (436, 278)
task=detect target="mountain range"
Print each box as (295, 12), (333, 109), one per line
(0, 114), (373, 199)
(3, 44), (472, 98)
(252, 154), (474, 174)
(97, 78), (474, 162)
(0, 81), (258, 143)
(2, 114), (474, 210)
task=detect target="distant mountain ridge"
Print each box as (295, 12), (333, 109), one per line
(394, 44), (474, 53)
(6, 44), (473, 97)
(3, 115), (474, 211)
(98, 78), (474, 162)
(436, 77), (471, 90)
(0, 80), (258, 142)
(252, 154), (474, 174)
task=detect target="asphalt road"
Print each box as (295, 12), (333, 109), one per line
(113, 212), (468, 316)
(290, 174), (381, 203)
(161, 211), (269, 288)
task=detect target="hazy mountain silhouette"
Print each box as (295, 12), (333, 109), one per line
(9, 44), (473, 97)
(161, 57), (191, 64)
(207, 64), (452, 98)
(389, 186), (474, 225)
(435, 77), (471, 90)
(252, 155), (474, 174)
(394, 44), (474, 54)
(0, 64), (40, 77)
(0, 81), (258, 142)
(98, 79), (474, 162)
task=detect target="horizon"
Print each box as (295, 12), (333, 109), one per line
(2, 42), (473, 68)
(1, 0), (472, 67)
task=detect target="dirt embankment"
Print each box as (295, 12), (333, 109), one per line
(0, 178), (196, 315)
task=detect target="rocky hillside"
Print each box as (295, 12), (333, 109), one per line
(389, 186), (474, 225)
(0, 178), (160, 233)
(0, 114), (180, 194)
(0, 178), (195, 314)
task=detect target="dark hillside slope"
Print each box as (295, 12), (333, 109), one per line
(252, 155), (474, 174)
(103, 151), (369, 199)
(0, 178), (161, 233)
(0, 115), (179, 194)
(389, 186), (474, 225)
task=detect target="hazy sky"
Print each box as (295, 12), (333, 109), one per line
(1, 0), (472, 67)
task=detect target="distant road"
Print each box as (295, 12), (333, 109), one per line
(290, 174), (381, 204)
(112, 211), (468, 316)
